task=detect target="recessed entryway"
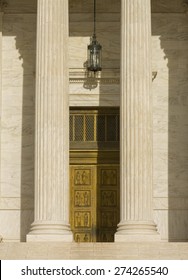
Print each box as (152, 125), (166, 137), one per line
(69, 107), (120, 242)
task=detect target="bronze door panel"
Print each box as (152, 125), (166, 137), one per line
(97, 165), (120, 242)
(70, 165), (97, 242)
(70, 163), (120, 242)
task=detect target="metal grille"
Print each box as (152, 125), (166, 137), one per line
(70, 115), (73, 141)
(107, 115), (117, 141)
(75, 115), (84, 141)
(70, 109), (119, 145)
(85, 115), (94, 141)
(97, 115), (105, 141)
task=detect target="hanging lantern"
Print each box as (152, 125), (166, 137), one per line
(87, 0), (102, 73)
(87, 35), (102, 72)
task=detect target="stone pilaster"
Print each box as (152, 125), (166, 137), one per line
(115, 0), (159, 242)
(27, 0), (72, 242)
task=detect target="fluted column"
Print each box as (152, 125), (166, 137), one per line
(115, 0), (158, 242)
(27, 0), (72, 242)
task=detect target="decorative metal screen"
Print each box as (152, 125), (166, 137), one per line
(70, 109), (119, 149)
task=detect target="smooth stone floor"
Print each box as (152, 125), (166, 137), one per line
(0, 242), (188, 260)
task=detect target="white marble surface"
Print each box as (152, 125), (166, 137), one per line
(0, 0), (188, 242)
(0, 13), (35, 241)
(152, 13), (188, 241)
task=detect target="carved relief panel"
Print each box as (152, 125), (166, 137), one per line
(74, 190), (91, 207)
(101, 169), (117, 186)
(74, 169), (91, 186)
(70, 164), (120, 242)
(97, 166), (120, 242)
(70, 166), (96, 242)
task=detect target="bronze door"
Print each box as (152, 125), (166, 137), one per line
(69, 108), (120, 242)
(70, 162), (119, 242)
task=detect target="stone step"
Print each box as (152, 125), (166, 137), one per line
(0, 242), (188, 259)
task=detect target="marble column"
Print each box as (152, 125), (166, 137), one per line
(27, 0), (73, 242)
(115, 0), (159, 242)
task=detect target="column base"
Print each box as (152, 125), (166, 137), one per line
(115, 220), (160, 242)
(27, 221), (73, 242)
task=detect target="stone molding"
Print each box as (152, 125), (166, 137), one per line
(69, 68), (157, 84)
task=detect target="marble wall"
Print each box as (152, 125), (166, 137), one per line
(69, 0), (120, 106)
(152, 11), (188, 241)
(0, 0), (188, 242)
(0, 12), (36, 241)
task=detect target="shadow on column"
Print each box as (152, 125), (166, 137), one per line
(98, 0), (121, 242)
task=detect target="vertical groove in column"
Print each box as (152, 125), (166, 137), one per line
(140, 1), (144, 221)
(130, 0), (134, 220)
(116, 0), (158, 241)
(0, 12), (3, 199)
(139, 0), (143, 221)
(135, 0), (139, 221)
(143, 1), (147, 219)
(0, 11), (3, 241)
(27, 0), (72, 241)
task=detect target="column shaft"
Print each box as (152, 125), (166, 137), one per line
(27, 0), (72, 242)
(115, 0), (158, 242)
